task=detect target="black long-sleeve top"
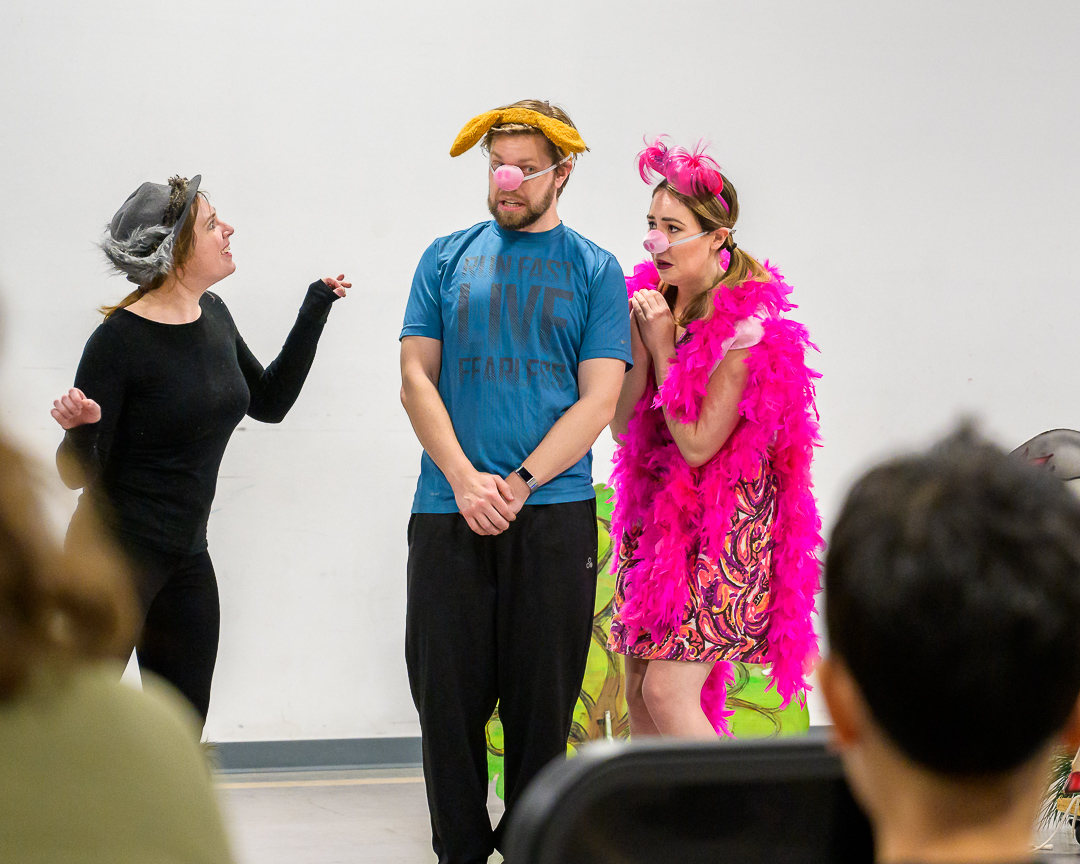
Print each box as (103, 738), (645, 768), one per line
(58, 281), (339, 555)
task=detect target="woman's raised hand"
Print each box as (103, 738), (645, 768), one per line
(322, 274), (352, 298)
(631, 289), (676, 359)
(51, 388), (101, 430)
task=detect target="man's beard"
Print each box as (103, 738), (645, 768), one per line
(488, 183), (556, 231)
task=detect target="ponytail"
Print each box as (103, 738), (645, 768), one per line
(718, 242), (768, 290)
(100, 285), (152, 320)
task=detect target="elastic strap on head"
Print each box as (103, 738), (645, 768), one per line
(670, 230), (708, 248)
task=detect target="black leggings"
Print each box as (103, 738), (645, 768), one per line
(122, 540), (220, 728)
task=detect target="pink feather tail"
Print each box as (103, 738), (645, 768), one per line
(700, 660), (736, 737)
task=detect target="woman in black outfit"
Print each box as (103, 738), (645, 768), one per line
(51, 175), (348, 728)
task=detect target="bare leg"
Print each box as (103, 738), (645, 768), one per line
(624, 656), (661, 737)
(641, 659), (717, 739)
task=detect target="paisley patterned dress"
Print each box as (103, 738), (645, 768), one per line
(608, 453), (777, 662)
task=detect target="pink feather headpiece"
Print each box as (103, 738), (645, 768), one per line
(637, 135), (729, 212)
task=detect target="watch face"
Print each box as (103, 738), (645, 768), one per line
(516, 467), (538, 489)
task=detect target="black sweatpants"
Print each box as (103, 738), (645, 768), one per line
(406, 499), (598, 864)
(122, 540), (220, 728)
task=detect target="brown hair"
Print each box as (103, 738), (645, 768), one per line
(0, 437), (136, 700)
(480, 99), (580, 198)
(653, 177), (769, 327)
(99, 191), (205, 319)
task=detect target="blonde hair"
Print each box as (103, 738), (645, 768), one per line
(0, 436), (136, 700)
(100, 192), (206, 320)
(480, 99), (580, 198)
(653, 177), (769, 327)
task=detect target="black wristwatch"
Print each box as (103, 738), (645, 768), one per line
(514, 465), (539, 490)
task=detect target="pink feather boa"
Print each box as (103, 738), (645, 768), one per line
(610, 259), (822, 736)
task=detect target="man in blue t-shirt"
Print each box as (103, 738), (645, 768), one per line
(400, 100), (631, 864)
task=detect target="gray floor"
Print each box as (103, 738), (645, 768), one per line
(217, 767), (504, 864)
(216, 766), (1080, 863)
(1039, 833), (1080, 862)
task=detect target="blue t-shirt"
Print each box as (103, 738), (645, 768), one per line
(401, 220), (632, 514)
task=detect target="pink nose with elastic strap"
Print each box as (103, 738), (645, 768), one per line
(491, 154), (573, 192)
(493, 165), (525, 191)
(642, 228), (709, 254)
(642, 230), (670, 254)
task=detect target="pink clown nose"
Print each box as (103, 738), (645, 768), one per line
(493, 165), (524, 191)
(642, 230), (670, 254)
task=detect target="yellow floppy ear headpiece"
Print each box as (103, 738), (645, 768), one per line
(450, 107), (589, 158)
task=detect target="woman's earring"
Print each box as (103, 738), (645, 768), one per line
(719, 248), (731, 271)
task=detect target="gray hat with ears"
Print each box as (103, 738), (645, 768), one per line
(100, 175), (202, 285)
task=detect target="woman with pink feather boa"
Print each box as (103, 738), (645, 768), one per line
(608, 138), (822, 738)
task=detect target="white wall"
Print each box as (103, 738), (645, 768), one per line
(1, 0), (1077, 740)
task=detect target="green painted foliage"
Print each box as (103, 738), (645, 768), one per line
(486, 484), (808, 799)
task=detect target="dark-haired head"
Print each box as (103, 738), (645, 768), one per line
(824, 424), (1080, 777)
